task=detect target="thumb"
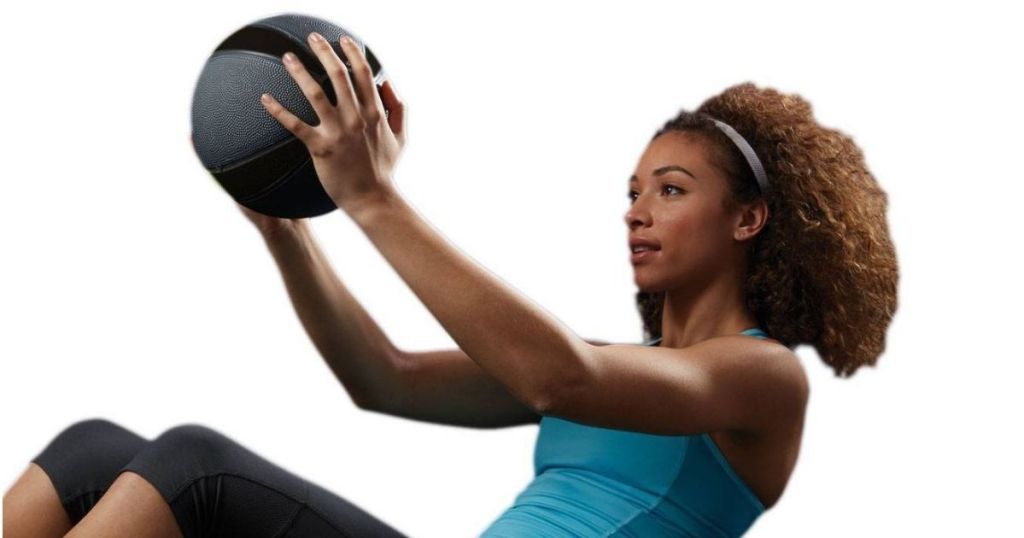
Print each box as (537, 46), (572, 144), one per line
(380, 80), (405, 141)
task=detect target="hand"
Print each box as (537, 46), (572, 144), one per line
(236, 201), (306, 236)
(259, 32), (407, 214)
(188, 133), (308, 235)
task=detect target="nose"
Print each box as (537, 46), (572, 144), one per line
(624, 197), (651, 231)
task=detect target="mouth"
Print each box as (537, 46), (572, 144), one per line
(630, 247), (660, 264)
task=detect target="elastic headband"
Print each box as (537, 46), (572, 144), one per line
(710, 118), (770, 195)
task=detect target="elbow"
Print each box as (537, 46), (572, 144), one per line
(351, 392), (378, 412)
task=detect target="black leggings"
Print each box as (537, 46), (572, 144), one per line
(30, 418), (410, 538)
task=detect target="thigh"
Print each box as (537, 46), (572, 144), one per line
(31, 418), (149, 524)
(121, 424), (409, 538)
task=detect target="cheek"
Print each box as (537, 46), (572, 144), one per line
(661, 210), (722, 258)
(660, 212), (702, 247)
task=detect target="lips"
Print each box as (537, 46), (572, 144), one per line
(629, 235), (660, 264)
(631, 248), (659, 264)
(629, 237), (661, 251)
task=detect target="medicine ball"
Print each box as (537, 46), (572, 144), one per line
(190, 13), (388, 218)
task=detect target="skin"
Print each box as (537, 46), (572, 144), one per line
(2, 32), (393, 536)
(4, 32), (805, 533)
(627, 129), (769, 348)
(2, 465), (180, 538)
(3, 463), (72, 537)
(626, 131), (806, 508)
(62, 472), (182, 538)
(259, 33), (404, 216)
(2, 31), (403, 538)
(263, 29), (807, 512)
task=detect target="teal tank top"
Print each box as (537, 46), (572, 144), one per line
(480, 327), (769, 537)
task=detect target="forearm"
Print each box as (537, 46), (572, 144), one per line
(259, 221), (401, 408)
(344, 190), (587, 411)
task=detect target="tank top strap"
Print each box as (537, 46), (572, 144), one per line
(740, 327), (768, 339)
(644, 327), (767, 346)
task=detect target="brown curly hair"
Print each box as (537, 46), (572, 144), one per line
(636, 82), (899, 377)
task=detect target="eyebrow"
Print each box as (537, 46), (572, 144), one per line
(629, 165), (698, 183)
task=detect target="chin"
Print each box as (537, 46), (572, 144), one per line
(632, 276), (664, 294)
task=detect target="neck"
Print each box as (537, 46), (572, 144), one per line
(659, 261), (758, 348)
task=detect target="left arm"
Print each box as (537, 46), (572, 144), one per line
(259, 31), (586, 412)
(258, 32), (810, 436)
(347, 193), (588, 413)
(552, 337), (808, 436)
(351, 196), (805, 436)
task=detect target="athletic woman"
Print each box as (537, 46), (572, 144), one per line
(3, 31), (898, 537)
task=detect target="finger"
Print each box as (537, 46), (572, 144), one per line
(339, 36), (386, 127)
(260, 93), (315, 142)
(306, 32), (360, 128)
(281, 51), (337, 129)
(380, 80), (406, 141)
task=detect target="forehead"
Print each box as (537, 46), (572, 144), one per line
(631, 131), (711, 182)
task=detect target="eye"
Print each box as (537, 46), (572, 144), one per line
(627, 185), (684, 203)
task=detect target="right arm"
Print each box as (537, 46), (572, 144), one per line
(258, 218), (401, 410)
(380, 337), (614, 429)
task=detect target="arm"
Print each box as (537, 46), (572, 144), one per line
(259, 220), (402, 409)
(265, 38), (765, 435)
(346, 194), (589, 414)
(259, 38), (804, 439)
(371, 338), (615, 429)
(259, 216), (609, 429)
(260, 35), (588, 414)
(548, 336), (809, 436)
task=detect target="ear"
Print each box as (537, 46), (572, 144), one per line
(732, 198), (769, 242)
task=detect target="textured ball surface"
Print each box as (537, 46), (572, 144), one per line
(191, 13), (387, 218)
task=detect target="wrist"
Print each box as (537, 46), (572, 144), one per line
(259, 218), (307, 243)
(341, 184), (403, 227)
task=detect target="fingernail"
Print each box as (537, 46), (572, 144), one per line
(309, 32), (323, 43)
(341, 35), (353, 45)
(283, 52), (295, 63)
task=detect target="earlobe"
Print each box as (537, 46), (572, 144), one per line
(734, 227), (756, 241)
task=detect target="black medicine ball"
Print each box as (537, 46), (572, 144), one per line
(190, 13), (387, 218)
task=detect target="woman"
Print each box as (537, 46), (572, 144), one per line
(3, 31), (897, 537)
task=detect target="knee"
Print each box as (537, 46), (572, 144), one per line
(150, 424), (236, 468)
(53, 418), (133, 442)
(41, 418), (145, 459)
(32, 418), (148, 502)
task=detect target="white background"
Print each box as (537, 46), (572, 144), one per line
(2, 1), (1021, 536)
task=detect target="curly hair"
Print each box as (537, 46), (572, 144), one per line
(636, 82), (899, 377)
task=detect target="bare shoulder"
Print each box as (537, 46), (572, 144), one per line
(763, 339), (807, 402)
(586, 334), (807, 417)
(721, 335), (809, 428)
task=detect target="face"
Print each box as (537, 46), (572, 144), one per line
(624, 131), (741, 293)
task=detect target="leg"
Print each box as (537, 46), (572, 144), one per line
(65, 471), (181, 538)
(120, 424), (410, 537)
(3, 463), (71, 538)
(5, 418), (149, 537)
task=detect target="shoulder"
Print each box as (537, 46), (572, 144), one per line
(588, 335), (806, 405)
(691, 334), (808, 433)
(574, 335), (807, 436)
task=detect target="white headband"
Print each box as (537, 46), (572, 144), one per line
(710, 119), (770, 195)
